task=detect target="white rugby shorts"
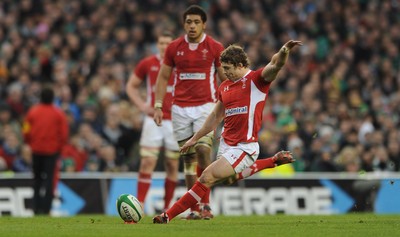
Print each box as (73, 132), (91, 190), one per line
(140, 116), (179, 151)
(217, 138), (259, 173)
(171, 103), (215, 141)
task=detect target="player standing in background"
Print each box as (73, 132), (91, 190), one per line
(126, 32), (180, 212)
(153, 40), (301, 224)
(153, 5), (226, 220)
(23, 87), (69, 215)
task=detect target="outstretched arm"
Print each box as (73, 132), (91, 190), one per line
(262, 40), (302, 83)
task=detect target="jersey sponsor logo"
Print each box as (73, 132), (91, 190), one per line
(225, 106), (248, 117)
(179, 73), (206, 80)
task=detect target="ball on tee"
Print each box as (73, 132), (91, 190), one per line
(116, 194), (144, 223)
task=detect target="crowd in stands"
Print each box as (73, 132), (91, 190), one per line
(0, 0), (399, 173)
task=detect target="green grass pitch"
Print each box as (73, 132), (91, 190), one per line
(0, 214), (399, 237)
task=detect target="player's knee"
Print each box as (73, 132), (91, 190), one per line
(194, 144), (211, 156)
(180, 152), (196, 162)
(222, 174), (238, 186)
(140, 147), (160, 160)
(179, 139), (197, 157)
(198, 170), (215, 186)
(165, 157), (179, 172)
(139, 157), (157, 172)
(195, 134), (213, 150)
(183, 161), (198, 176)
(165, 150), (180, 160)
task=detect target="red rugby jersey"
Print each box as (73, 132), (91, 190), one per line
(163, 34), (224, 107)
(218, 69), (271, 146)
(134, 54), (174, 120)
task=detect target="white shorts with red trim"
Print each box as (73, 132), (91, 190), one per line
(217, 138), (259, 173)
(140, 116), (179, 151)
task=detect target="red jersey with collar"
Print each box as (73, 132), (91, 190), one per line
(218, 68), (271, 146)
(134, 55), (174, 120)
(163, 34), (224, 107)
(23, 104), (69, 155)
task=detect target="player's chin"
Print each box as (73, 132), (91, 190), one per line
(188, 32), (198, 38)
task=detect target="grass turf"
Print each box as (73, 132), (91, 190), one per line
(0, 214), (399, 237)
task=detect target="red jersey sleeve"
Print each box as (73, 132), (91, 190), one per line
(163, 42), (176, 67)
(213, 42), (224, 67)
(134, 58), (148, 80)
(253, 68), (271, 93)
(217, 80), (228, 102)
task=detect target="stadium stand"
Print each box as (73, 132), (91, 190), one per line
(0, 0), (399, 173)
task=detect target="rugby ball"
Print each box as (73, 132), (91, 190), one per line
(116, 194), (144, 223)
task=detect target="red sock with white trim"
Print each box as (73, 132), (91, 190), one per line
(196, 166), (210, 205)
(137, 172), (151, 203)
(164, 178), (177, 210)
(166, 181), (209, 220)
(237, 157), (275, 180)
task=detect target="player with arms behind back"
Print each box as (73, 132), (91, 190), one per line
(153, 40), (301, 224)
(126, 32), (180, 212)
(153, 5), (226, 219)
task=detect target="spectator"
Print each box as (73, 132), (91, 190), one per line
(0, 102), (22, 143)
(12, 144), (32, 172)
(0, 130), (22, 170)
(372, 146), (395, 172)
(61, 134), (88, 172)
(335, 146), (360, 173)
(0, 0), (398, 174)
(287, 135), (306, 172)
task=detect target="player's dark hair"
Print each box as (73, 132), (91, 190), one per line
(40, 87), (54, 104)
(183, 5), (207, 23)
(220, 45), (250, 68)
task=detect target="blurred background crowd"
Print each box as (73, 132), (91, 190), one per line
(0, 0), (399, 174)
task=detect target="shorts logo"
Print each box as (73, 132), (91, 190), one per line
(225, 106), (248, 117)
(177, 51), (184, 56)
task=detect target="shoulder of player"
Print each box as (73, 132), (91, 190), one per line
(247, 69), (268, 84)
(137, 55), (158, 67)
(205, 35), (224, 47)
(169, 36), (186, 47)
(251, 68), (272, 87)
(218, 79), (231, 89)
